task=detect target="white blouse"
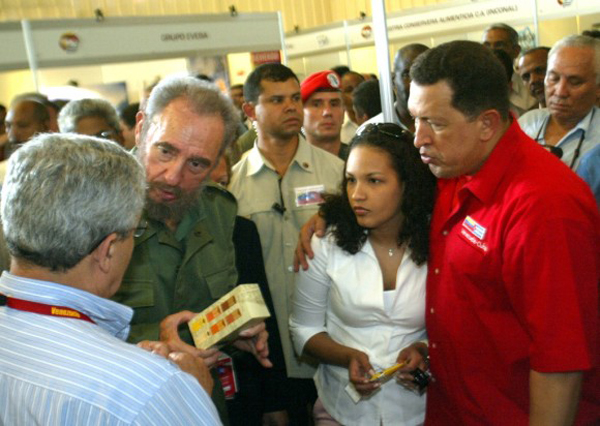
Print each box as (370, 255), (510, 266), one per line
(290, 233), (427, 426)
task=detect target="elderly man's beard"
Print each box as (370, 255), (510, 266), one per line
(145, 181), (204, 224)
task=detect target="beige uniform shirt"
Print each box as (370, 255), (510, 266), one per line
(229, 136), (344, 378)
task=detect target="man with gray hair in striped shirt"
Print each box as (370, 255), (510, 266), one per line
(0, 133), (221, 425)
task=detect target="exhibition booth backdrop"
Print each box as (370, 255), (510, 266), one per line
(0, 0), (598, 106)
(0, 12), (283, 105)
(286, 0), (599, 79)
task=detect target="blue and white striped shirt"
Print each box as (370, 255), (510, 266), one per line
(0, 272), (221, 425)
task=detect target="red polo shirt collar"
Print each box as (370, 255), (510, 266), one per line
(456, 116), (521, 206)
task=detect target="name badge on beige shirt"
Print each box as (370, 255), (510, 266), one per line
(294, 184), (325, 207)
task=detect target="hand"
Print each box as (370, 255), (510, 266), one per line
(262, 410), (289, 426)
(232, 321), (272, 368)
(137, 340), (172, 359)
(395, 341), (429, 390)
(159, 310), (222, 367)
(137, 340), (214, 396)
(168, 351), (214, 396)
(348, 351), (380, 396)
(293, 213), (327, 272)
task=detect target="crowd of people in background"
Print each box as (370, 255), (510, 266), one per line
(0, 22), (599, 426)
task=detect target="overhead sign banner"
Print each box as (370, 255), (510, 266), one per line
(287, 0), (531, 57)
(0, 13), (281, 71)
(2, 22), (27, 70)
(382, 1), (527, 43)
(285, 0), (599, 58)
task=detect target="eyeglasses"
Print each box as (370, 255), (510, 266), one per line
(94, 130), (117, 141)
(357, 122), (414, 140)
(133, 219), (148, 238)
(87, 219), (148, 254)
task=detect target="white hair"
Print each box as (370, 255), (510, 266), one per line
(1, 133), (145, 271)
(549, 35), (600, 85)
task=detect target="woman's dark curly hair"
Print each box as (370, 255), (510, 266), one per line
(321, 123), (436, 265)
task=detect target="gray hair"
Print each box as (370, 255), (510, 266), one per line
(142, 76), (239, 156)
(11, 99), (50, 124)
(10, 92), (50, 108)
(58, 98), (121, 134)
(484, 23), (519, 48)
(549, 35), (600, 84)
(1, 133), (145, 272)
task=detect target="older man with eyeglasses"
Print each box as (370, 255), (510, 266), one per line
(58, 98), (125, 146)
(519, 35), (600, 172)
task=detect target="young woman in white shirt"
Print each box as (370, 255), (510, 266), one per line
(290, 123), (436, 426)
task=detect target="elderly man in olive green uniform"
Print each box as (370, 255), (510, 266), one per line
(111, 76), (270, 424)
(0, 76), (270, 424)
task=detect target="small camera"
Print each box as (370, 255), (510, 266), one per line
(412, 368), (431, 394)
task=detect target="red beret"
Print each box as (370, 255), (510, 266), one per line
(301, 71), (341, 103)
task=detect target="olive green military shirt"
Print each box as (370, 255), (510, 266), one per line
(112, 183), (238, 346)
(229, 127), (256, 165)
(111, 183), (238, 425)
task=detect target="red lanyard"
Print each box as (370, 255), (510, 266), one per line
(1, 295), (95, 324)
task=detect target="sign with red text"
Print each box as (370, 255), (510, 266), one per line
(251, 50), (281, 66)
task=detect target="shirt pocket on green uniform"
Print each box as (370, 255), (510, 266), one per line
(205, 268), (236, 300)
(114, 278), (155, 308)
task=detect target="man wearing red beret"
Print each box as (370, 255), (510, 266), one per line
(301, 71), (350, 160)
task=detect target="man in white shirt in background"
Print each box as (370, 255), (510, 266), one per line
(340, 70), (365, 144)
(519, 35), (599, 172)
(483, 23), (538, 116)
(516, 47), (550, 109)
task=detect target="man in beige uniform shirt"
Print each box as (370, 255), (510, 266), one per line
(229, 63), (344, 424)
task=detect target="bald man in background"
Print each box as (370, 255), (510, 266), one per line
(0, 98), (51, 182)
(517, 47), (550, 109)
(357, 43), (429, 134)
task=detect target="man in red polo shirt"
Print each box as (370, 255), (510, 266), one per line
(407, 40), (599, 425)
